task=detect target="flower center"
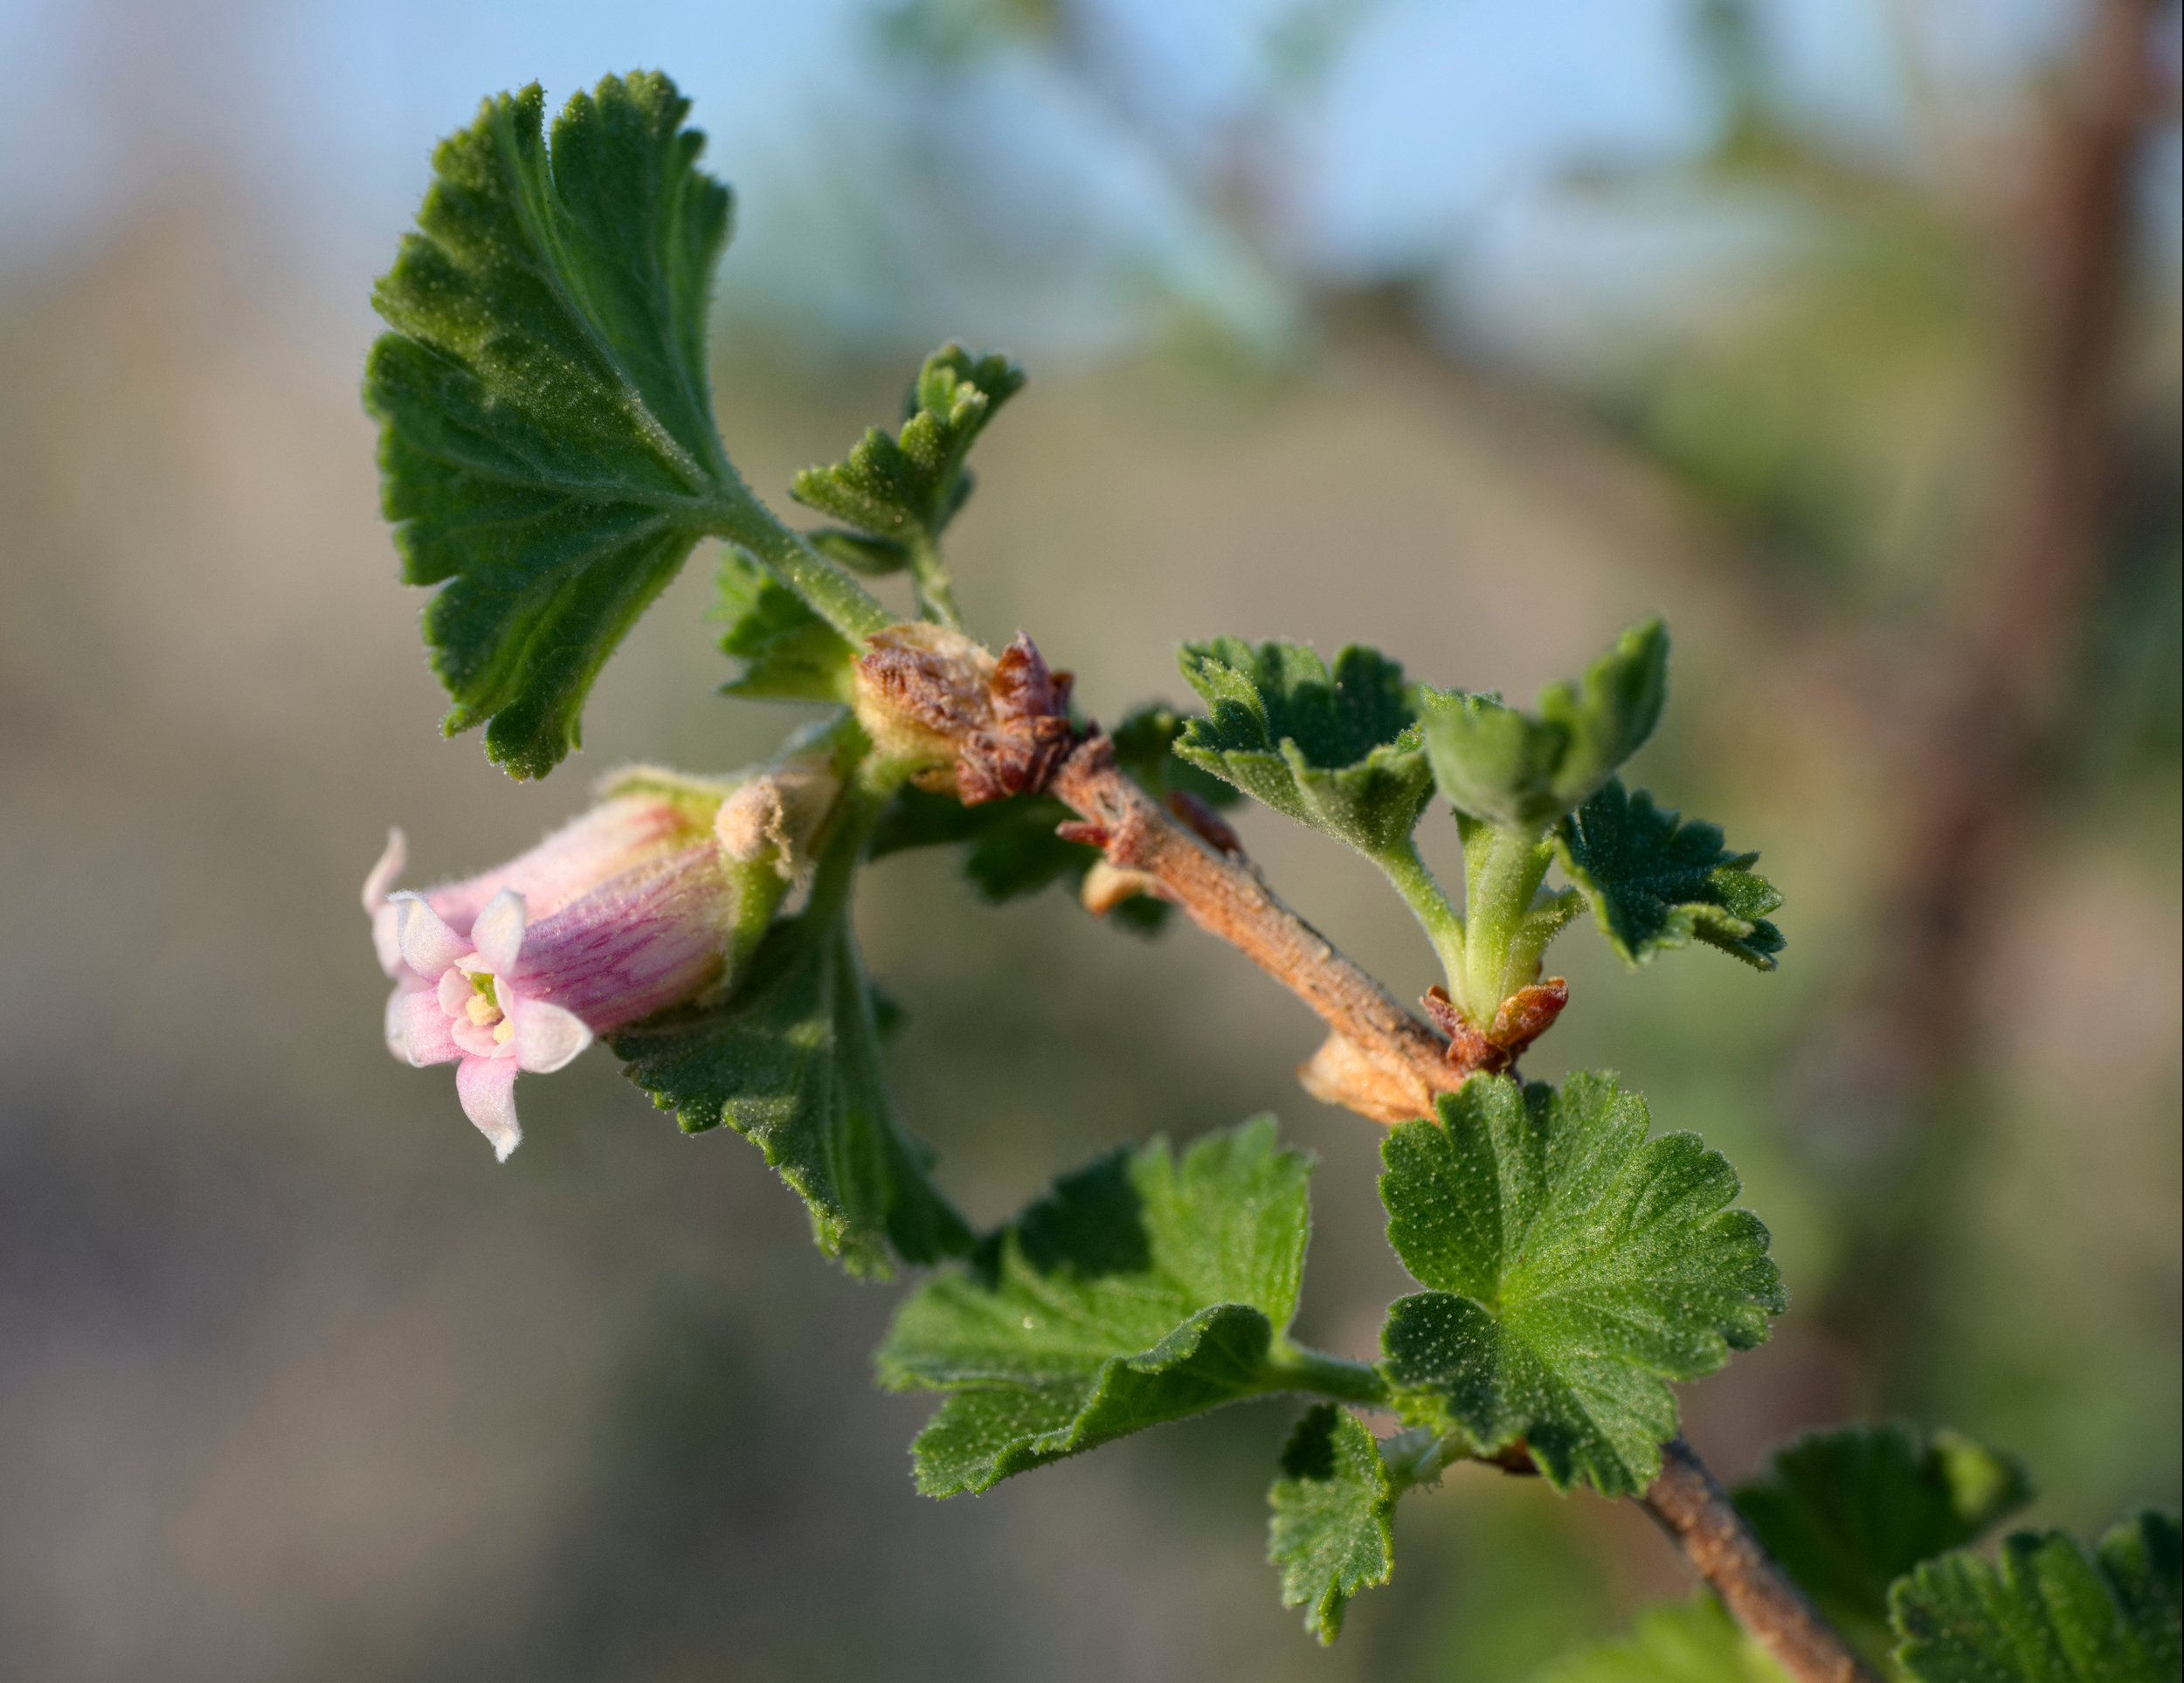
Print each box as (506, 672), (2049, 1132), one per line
(464, 971), (516, 1044)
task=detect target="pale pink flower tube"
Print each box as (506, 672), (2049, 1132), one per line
(364, 759), (838, 1160)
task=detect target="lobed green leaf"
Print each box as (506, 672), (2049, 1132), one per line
(609, 875), (971, 1279)
(1175, 639), (1434, 859)
(365, 73), (739, 778)
(1420, 619), (1669, 831)
(1556, 778), (1785, 970)
(1268, 1404), (1397, 1644)
(1890, 1510), (2181, 1683)
(1735, 1423), (2031, 1649)
(877, 1118), (1319, 1494)
(1377, 1073), (1784, 1497)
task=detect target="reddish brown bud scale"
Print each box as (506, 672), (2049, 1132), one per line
(1422, 979), (1569, 1079)
(854, 624), (1083, 804)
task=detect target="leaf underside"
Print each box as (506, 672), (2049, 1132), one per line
(1890, 1510), (2181, 1683)
(610, 896), (971, 1279)
(1377, 1073), (1784, 1497)
(1558, 778), (1786, 969)
(1267, 1404), (1397, 1643)
(365, 72), (737, 778)
(1176, 639), (1433, 859)
(877, 1118), (1313, 1495)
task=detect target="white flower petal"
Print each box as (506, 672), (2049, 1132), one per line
(438, 966), (473, 1017)
(392, 893), (469, 977)
(471, 888), (527, 975)
(362, 827), (407, 914)
(384, 976), (430, 1059)
(455, 1054), (522, 1162)
(397, 989), (462, 1066)
(371, 903), (404, 976)
(510, 995), (592, 1074)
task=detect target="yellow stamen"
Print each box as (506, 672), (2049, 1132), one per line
(466, 993), (503, 1029)
(493, 1018), (515, 1044)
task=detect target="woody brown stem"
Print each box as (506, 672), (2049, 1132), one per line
(1050, 737), (1464, 1124)
(1642, 1438), (1881, 1683)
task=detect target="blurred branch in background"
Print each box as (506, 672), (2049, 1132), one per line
(1823, 0), (2179, 1395)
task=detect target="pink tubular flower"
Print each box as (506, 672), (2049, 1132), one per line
(363, 757), (839, 1160)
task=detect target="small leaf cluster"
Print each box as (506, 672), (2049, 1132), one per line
(791, 345), (1026, 562)
(1167, 618), (1784, 1035)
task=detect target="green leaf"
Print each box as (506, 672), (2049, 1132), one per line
(1420, 619), (1669, 830)
(711, 548), (858, 702)
(1734, 1423), (2032, 1645)
(1268, 1404), (1398, 1643)
(1377, 1073), (1784, 1497)
(1175, 640), (1433, 859)
(1556, 778), (1785, 970)
(877, 1118), (1335, 1495)
(365, 73), (743, 779)
(1533, 1594), (1788, 1683)
(609, 873), (971, 1279)
(1890, 1511), (2181, 1683)
(791, 343), (1025, 545)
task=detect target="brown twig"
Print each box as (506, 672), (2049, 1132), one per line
(1049, 736), (1466, 1124)
(1642, 1438), (1882, 1683)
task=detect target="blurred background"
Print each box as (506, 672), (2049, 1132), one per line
(1, 0), (2177, 1677)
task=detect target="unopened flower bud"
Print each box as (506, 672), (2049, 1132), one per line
(853, 624), (1078, 804)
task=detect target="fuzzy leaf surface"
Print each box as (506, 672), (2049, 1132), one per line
(1735, 1423), (2032, 1647)
(610, 891), (970, 1278)
(1268, 1404), (1397, 1643)
(1535, 1595), (1788, 1683)
(1175, 640), (1432, 858)
(1557, 778), (1785, 969)
(791, 344), (1024, 543)
(1420, 619), (1669, 829)
(365, 73), (742, 778)
(1377, 1073), (1783, 1497)
(712, 548), (857, 702)
(878, 1118), (1316, 1495)
(1890, 1511), (2181, 1683)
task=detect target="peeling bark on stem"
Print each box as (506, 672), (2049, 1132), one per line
(1050, 736), (1464, 1124)
(1641, 1438), (1881, 1683)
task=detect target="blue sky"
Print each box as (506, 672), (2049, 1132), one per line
(0, 0), (2132, 358)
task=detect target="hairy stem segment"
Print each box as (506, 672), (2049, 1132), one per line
(1641, 1438), (1882, 1683)
(1050, 736), (1464, 1126)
